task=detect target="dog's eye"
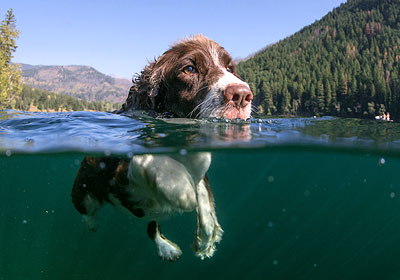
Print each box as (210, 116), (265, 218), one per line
(226, 67), (233, 73)
(183, 66), (197, 75)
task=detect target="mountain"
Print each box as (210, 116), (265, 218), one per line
(20, 64), (132, 103)
(238, 0), (400, 120)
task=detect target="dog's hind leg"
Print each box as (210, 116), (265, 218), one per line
(71, 182), (102, 232)
(147, 221), (182, 261)
(192, 176), (223, 259)
(71, 156), (121, 232)
(80, 193), (102, 232)
(71, 181), (101, 232)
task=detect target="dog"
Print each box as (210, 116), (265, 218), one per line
(71, 35), (253, 261)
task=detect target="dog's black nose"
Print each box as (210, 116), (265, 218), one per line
(224, 84), (253, 108)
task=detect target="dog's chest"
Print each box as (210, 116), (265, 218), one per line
(109, 181), (197, 221)
(108, 153), (211, 220)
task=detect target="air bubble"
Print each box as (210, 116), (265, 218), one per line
(268, 176), (274, 183)
(179, 149), (187, 156)
(104, 150), (111, 156)
(379, 158), (386, 165)
(272, 259), (279, 266)
(390, 192), (395, 199)
(99, 162), (106, 169)
(5, 150), (11, 157)
(22, 219), (28, 224)
(304, 190), (310, 197)
(267, 221), (274, 228)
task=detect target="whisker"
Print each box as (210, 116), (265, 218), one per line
(197, 94), (220, 118)
(198, 100), (217, 118)
(187, 86), (211, 118)
(188, 96), (211, 118)
(197, 103), (213, 118)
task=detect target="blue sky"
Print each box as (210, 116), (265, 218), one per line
(1, 0), (345, 79)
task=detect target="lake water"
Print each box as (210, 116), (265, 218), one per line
(1, 110), (400, 279)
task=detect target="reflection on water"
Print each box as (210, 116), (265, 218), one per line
(2, 110), (400, 155)
(71, 152), (222, 261)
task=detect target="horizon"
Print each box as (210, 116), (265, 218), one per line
(2, 0), (345, 80)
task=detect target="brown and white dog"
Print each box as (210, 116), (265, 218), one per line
(71, 35), (253, 261)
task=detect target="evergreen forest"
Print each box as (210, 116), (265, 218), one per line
(7, 85), (120, 112)
(237, 0), (400, 120)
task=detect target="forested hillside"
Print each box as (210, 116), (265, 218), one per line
(238, 0), (400, 119)
(6, 85), (120, 112)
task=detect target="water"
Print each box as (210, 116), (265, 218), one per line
(1, 110), (400, 279)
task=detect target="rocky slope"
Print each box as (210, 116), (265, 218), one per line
(20, 64), (131, 103)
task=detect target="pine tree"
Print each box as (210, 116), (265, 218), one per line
(317, 81), (325, 113)
(261, 81), (275, 115)
(0, 9), (22, 106)
(325, 80), (332, 113)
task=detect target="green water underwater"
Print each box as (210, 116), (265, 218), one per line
(2, 111), (400, 279)
(1, 148), (400, 280)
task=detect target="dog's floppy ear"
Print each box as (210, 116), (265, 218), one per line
(136, 59), (164, 98)
(117, 58), (165, 113)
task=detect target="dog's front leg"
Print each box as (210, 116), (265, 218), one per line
(147, 221), (182, 262)
(193, 177), (223, 259)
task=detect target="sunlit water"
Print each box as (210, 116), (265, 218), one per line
(1, 110), (400, 279)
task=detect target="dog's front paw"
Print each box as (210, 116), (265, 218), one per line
(156, 237), (182, 262)
(193, 222), (223, 259)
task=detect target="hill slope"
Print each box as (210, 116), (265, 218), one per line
(238, 0), (400, 119)
(20, 64), (131, 103)
(6, 85), (119, 112)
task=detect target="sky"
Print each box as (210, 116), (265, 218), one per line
(1, 0), (346, 80)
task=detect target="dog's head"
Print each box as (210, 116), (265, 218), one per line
(119, 35), (253, 120)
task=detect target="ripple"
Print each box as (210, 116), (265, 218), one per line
(1, 110), (400, 155)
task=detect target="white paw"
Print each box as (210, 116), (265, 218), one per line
(193, 222), (223, 259)
(156, 237), (182, 262)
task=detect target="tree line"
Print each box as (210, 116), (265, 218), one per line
(0, 9), (120, 112)
(238, 0), (400, 120)
(7, 84), (119, 112)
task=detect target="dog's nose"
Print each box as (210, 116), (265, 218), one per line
(224, 84), (253, 108)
